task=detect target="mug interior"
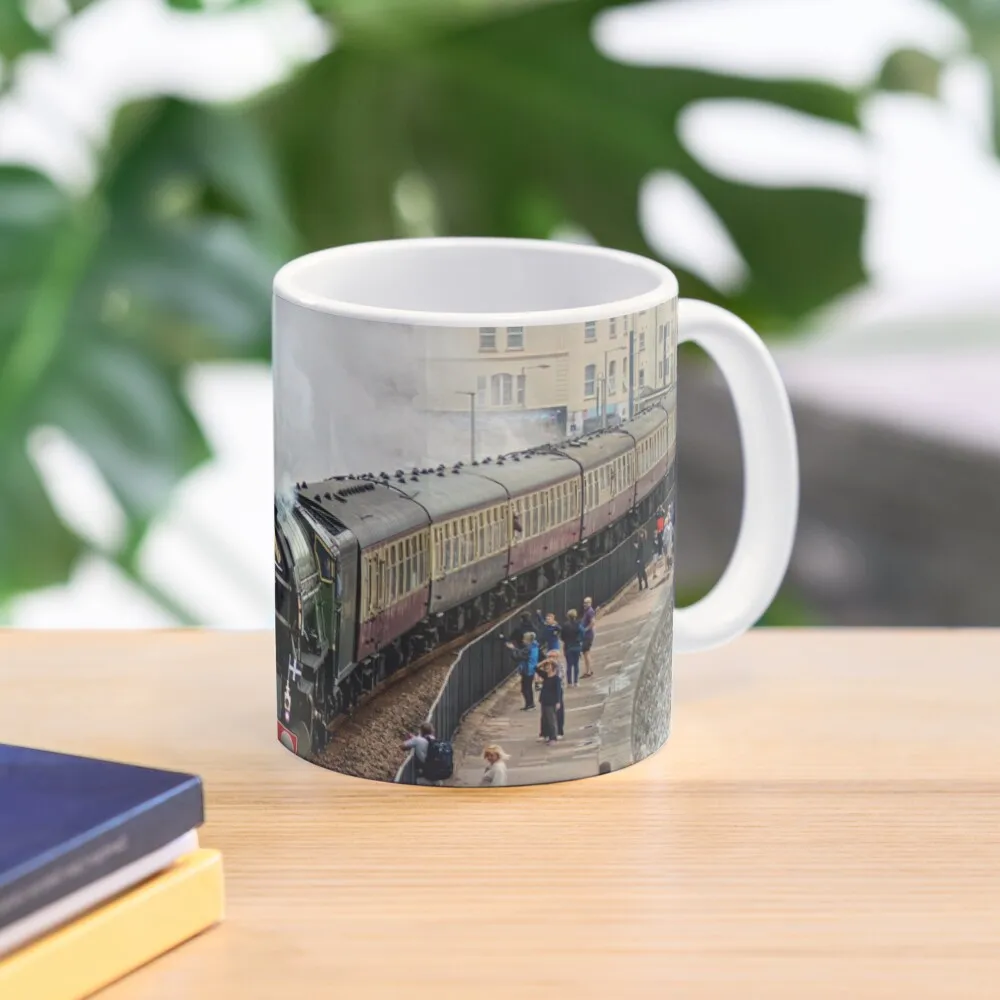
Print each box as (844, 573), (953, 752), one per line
(273, 238), (675, 324)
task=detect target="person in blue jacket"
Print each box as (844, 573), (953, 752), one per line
(534, 608), (562, 655)
(506, 631), (539, 710)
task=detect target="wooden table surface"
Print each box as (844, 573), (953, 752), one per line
(1, 629), (998, 998)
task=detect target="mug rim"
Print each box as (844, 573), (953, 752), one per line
(273, 237), (678, 328)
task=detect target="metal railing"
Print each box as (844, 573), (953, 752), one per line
(395, 502), (668, 784)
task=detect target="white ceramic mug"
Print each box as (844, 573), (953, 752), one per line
(272, 238), (797, 786)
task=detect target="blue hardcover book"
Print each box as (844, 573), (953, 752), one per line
(0, 743), (204, 936)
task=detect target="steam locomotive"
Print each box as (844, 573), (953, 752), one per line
(275, 394), (676, 757)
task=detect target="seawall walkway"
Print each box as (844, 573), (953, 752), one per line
(447, 565), (673, 787)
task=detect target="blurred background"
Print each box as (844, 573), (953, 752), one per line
(1, 0), (997, 630)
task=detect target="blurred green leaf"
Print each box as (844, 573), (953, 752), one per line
(877, 47), (943, 97)
(262, 0), (866, 332)
(0, 101), (292, 603)
(0, 169), (83, 600)
(0, 4), (49, 62)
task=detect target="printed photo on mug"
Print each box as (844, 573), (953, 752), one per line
(272, 239), (797, 788)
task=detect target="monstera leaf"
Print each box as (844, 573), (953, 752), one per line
(260, 0), (867, 333)
(0, 101), (292, 608)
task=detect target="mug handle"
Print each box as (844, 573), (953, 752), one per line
(673, 299), (799, 654)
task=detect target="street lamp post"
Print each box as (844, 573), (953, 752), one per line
(455, 390), (476, 463)
(519, 363), (551, 408)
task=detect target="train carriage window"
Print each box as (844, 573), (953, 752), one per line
(478, 512), (485, 555)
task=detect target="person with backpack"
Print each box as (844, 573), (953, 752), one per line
(560, 609), (584, 687)
(506, 631), (539, 710)
(401, 722), (453, 785)
(534, 608), (561, 655)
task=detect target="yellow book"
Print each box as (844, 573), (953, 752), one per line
(0, 848), (224, 1000)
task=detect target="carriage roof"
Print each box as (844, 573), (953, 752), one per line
(296, 478), (429, 549)
(465, 449), (580, 497)
(618, 402), (669, 445)
(388, 467), (508, 519)
(551, 426), (634, 470)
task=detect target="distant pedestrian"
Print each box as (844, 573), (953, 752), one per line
(560, 609), (584, 686)
(480, 744), (510, 787)
(537, 661), (563, 746)
(535, 608), (561, 654)
(663, 508), (674, 572)
(536, 656), (565, 739)
(581, 597), (596, 678)
(634, 531), (649, 590)
(652, 526), (664, 580)
(507, 632), (539, 710)
(510, 611), (534, 646)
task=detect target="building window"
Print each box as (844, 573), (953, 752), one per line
(608, 360), (617, 394)
(476, 375), (486, 405)
(584, 321), (596, 342)
(479, 327), (497, 351)
(639, 368), (645, 388)
(506, 326), (524, 350)
(584, 364), (596, 397)
(491, 373), (513, 406)
(516, 373), (526, 405)
(609, 318), (617, 338)
(639, 331), (646, 351)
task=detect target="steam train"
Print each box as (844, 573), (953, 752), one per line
(275, 393), (676, 758)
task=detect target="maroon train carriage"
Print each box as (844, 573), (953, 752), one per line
(468, 450), (582, 589)
(557, 428), (637, 548)
(622, 404), (672, 508)
(391, 468), (509, 628)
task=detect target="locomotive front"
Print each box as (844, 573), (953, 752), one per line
(274, 494), (346, 757)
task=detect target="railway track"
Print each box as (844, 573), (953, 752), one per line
(312, 620), (500, 781)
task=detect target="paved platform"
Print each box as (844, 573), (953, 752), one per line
(448, 564), (673, 786)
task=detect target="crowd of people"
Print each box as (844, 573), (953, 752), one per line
(405, 507), (673, 788)
(633, 505), (673, 591)
(503, 595), (597, 747)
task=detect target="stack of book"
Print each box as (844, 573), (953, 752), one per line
(0, 743), (224, 999)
